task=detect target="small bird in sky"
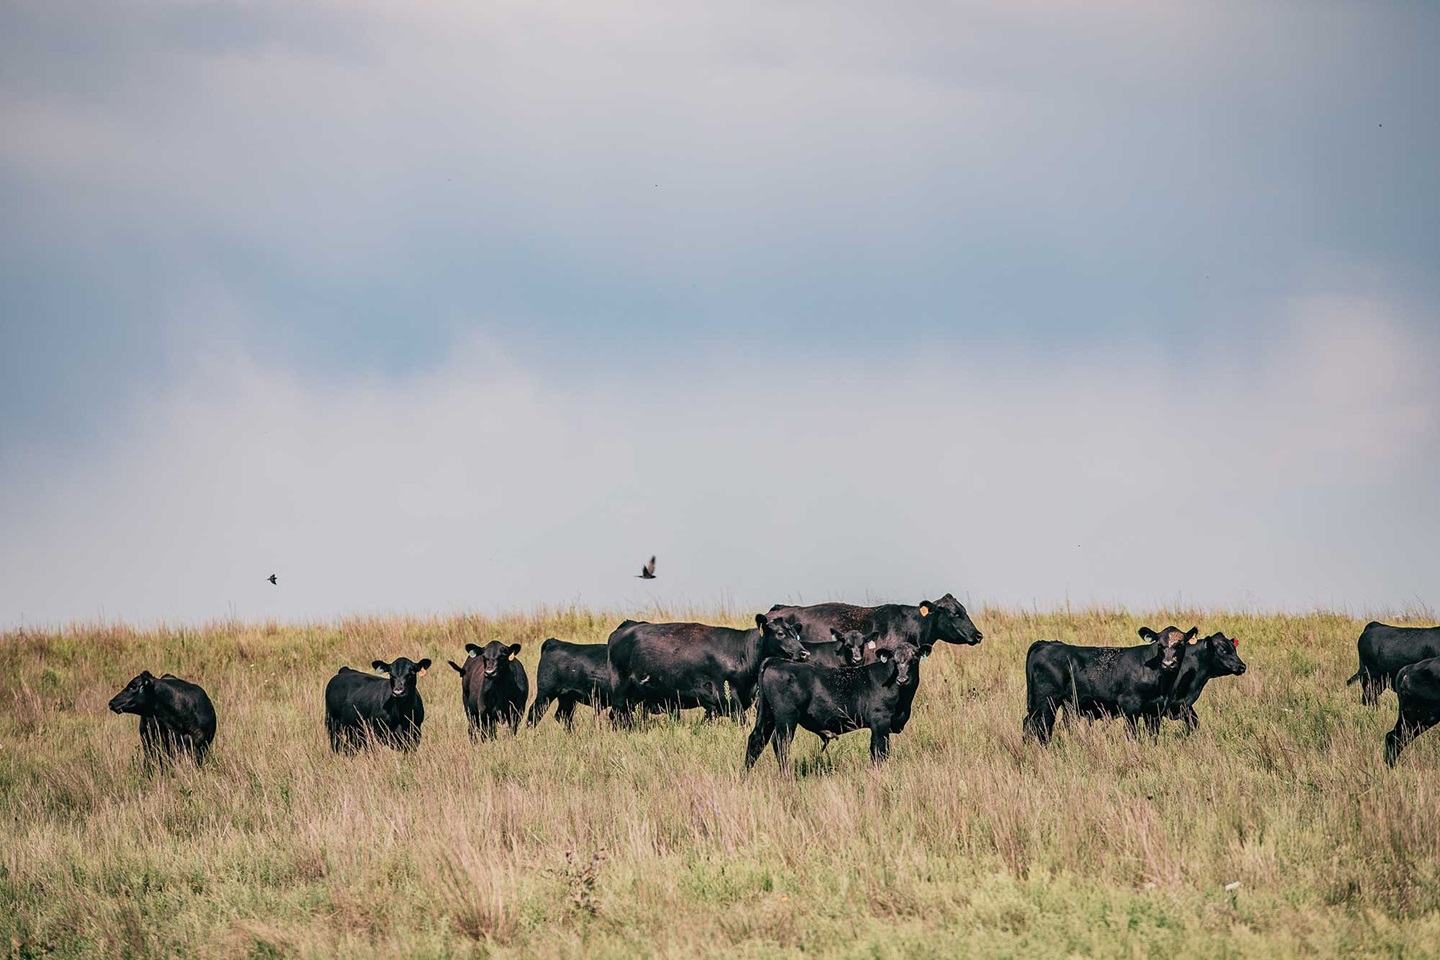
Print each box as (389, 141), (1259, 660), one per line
(267, 574), (278, 585)
(637, 556), (656, 579)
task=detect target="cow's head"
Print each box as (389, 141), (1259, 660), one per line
(372, 656), (431, 698)
(1137, 625), (1197, 671)
(463, 641), (522, 679)
(876, 642), (931, 686)
(919, 593), (983, 645)
(1200, 632), (1246, 676)
(756, 613), (808, 661)
(828, 628), (872, 666)
(109, 671), (157, 715)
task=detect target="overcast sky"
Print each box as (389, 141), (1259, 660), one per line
(2, 1), (1437, 627)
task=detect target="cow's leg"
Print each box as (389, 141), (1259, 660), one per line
(554, 696), (579, 729)
(1361, 672), (1382, 707)
(869, 727), (892, 765)
(1141, 711), (1162, 738)
(1181, 706), (1200, 733)
(744, 713), (774, 771)
(771, 723), (796, 773)
(1385, 703), (1440, 766)
(508, 707), (522, 737)
(1024, 701), (1057, 745)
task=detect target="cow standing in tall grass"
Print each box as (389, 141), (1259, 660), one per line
(1023, 626), (1195, 744)
(108, 671), (217, 766)
(606, 613), (808, 724)
(324, 657), (430, 753)
(1347, 621), (1440, 706)
(449, 641), (528, 740)
(746, 640), (931, 770)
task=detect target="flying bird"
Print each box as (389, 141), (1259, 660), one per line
(267, 574), (277, 585)
(637, 556), (656, 579)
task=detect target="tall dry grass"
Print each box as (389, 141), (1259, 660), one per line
(2, 607), (1438, 958)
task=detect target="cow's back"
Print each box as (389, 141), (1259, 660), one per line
(158, 676), (217, 740)
(1360, 622), (1440, 675)
(326, 668), (384, 722)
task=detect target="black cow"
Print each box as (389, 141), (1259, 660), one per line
(1162, 631), (1247, 730)
(745, 640), (931, 770)
(526, 638), (613, 728)
(449, 641), (529, 740)
(1385, 656), (1440, 766)
(800, 629), (871, 669)
(1347, 622), (1440, 706)
(1023, 626), (1195, 744)
(108, 671), (217, 765)
(324, 656), (431, 753)
(607, 613), (808, 724)
(768, 593), (982, 661)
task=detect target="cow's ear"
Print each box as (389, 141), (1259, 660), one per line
(372, 660), (391, 674)
(919, 602), (931, 617)
(448, 660), (464, 674)
(465, 643), (482, 658)
(755, 613), (769, 629)
(139, 670), (154, 683)
(1184, 627), (1200, 645)
(919, 643), (934, 660)
(1138, 626), (1157, 642)
(875, 648), (893, 663)
(830, 628), (843, 641)
(417, 658), (432, 674)
(508, 644), (522, 660)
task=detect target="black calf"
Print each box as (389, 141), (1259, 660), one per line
(745, 642), (930, 771)
(1348, 622), (1440, 706)
(526, 638), (611, 728)
(1384, 656), (1440, 766)
(108, 671), (217, 765)
(324, 656), (430, 753)
(449, 641), (529, 740)
(1023, 626), (1194, 744)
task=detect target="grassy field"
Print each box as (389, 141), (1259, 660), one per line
(3, 607), (1439, 959)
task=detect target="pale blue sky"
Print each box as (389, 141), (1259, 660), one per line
(2, 1), (1437, 625)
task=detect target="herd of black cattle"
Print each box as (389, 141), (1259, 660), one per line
(104, 595), (1440, 771)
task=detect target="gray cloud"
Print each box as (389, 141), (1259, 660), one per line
(2, 301), (1435, 627)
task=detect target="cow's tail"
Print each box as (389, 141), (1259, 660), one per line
(1345, 669), (1363, 686)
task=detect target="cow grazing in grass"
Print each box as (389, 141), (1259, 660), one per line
(745, 640), (931, 771)
(449, 641), (528, 740)
(1384, 656), (1440, 766)
(324, 656), (430, 753)
(1347, 622), (1440, 706)
(768, 593), (982, 662)
(108, 672), (217, 765)
(1023, 626), (1195, 744)
(1163, 631), (1247, 730)
(607, 613), (808, 724)
(527, 638), (613, 728)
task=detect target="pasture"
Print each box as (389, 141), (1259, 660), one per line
(3, 607), (1438, 958)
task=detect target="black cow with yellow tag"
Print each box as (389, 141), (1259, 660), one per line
(768, 593), (982, 663)
(449, 641), (529, 740)
(325, 656), (431, 753)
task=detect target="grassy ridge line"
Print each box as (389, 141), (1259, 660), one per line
(2, 608), (1439, 959)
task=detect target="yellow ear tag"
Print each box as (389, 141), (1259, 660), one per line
(508, 652), (516, 661)
(1188, 637), (1198, 645)
(419, 667), (428, 676)
(866, 640), (877, 649)
(919, 605), (930, 617)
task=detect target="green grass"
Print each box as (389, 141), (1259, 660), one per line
(3, 608), (1439, 958)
